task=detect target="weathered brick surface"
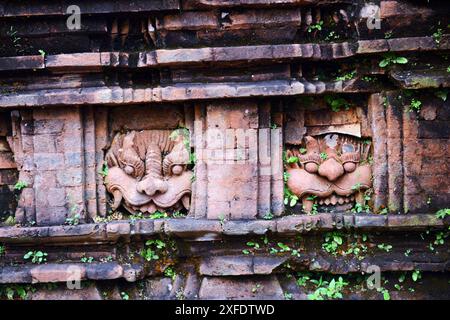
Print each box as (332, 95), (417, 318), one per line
(0, 0), (449, 301)
(198, 276), (284, 299)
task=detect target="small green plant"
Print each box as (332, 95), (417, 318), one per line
(284, 187), (299, 207)
(247, 241), (260, 249)
(436, 208), (450, 219)
(99, 162), (108, 177)
(325, 30), (340, 41)
(322, 232), (344, 256)
(379, 53), (408, 68)
(377, 243), (393, 252)
(286, 156), (299, 164)
(433, 232), (446, 246)
(23, 251), (48, 264)
(164, 267), (176, 280)
(384, 31), (393, 39)
(351, 202), (369, 214)
(14, 181), (28, 191)
(319, 152), (328, 160)
(335, 70), (356, 82)
(0, 244), (5, 256)
(299, 148), (307, 154)
(172, 211), (185, 218)
(447, 66), (450, 73)
(432, 28), (443, 45)
(0, 285), (31, 300)
(38, 49), (46, 57)
(100, 255), (113, 263)
(408, 98), (422, 112)
(176, 289), (185, 300)
(411, 270), (422, 282)
(65, 214), (80, 226)
(284, 292), (293, 300)
(362, 76), (376, 82)
(218, 213), (226, 226)
(307, 21), (323, 33)
(140, 239), (166, 261)
(81, 256), (94, 263)
(308, 276), (348, 300)
(149, 211), (168, 219)
(277, 242), (290, 253)
(6, 26), (24, 55)
(251, 284), (262, 293)
(305, 195), (318, 215)
(263, 212), (274, 220)
(295, 273), (311, 287)
(343, 235), (368, 260)
(378, 288), (390, 300)
(120, 292), (129, 300)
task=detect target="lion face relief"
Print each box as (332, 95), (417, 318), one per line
(286, 133), (372, 213)
(104, 129), (193, 214)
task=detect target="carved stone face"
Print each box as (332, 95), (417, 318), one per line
(286, 133), (372, 213)
(104, 129), (193, 214)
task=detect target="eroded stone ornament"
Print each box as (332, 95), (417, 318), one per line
(286, 134), (372, 213)
(104, 129), (193, 214)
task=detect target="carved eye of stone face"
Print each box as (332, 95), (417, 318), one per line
(172, 165), (183, 175)
(343, 162), (356, 173)
(124, 165), (135, 175)
(304, 162), (319, 173)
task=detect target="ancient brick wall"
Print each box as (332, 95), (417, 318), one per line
(0, 0), (449, 300)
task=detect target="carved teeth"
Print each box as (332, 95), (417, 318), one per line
(306, 194), (357, 207)
(330, 195), (337, 205)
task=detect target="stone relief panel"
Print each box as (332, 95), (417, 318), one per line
(283, 97), (374, 214)
(285, 133), (372, 213)
(104, 129), (193, 214)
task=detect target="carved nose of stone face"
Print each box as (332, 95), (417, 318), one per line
(318, 158), (344, 182)
(137, 177), (169, 196)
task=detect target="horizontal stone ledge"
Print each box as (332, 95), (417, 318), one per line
(198, 254), (449, 276)
(0, 262), (145, 284)
(0, 35), (447, 72)
(389, 69), (450, 89)
(1, 254), (447, 284)
(0, 214), (446, 244)
(0, 0), (180, 18)
(0, 79), (383, 108)
(182, 0), (351, 9)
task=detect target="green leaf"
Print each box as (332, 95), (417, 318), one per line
(333, 236), (343, 245)
(287, 156), (299, 164)
(395, 57), (408, 64)
(383, 290), (390, 300)
(289, 196), (298, 207)
(379, 60), (389, 68)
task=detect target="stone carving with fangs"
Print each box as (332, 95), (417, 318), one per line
(104, 129), (193, 214)
(285, 133), (372, 213)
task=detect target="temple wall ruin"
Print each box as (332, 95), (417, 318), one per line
(0, 0), (449, 300)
